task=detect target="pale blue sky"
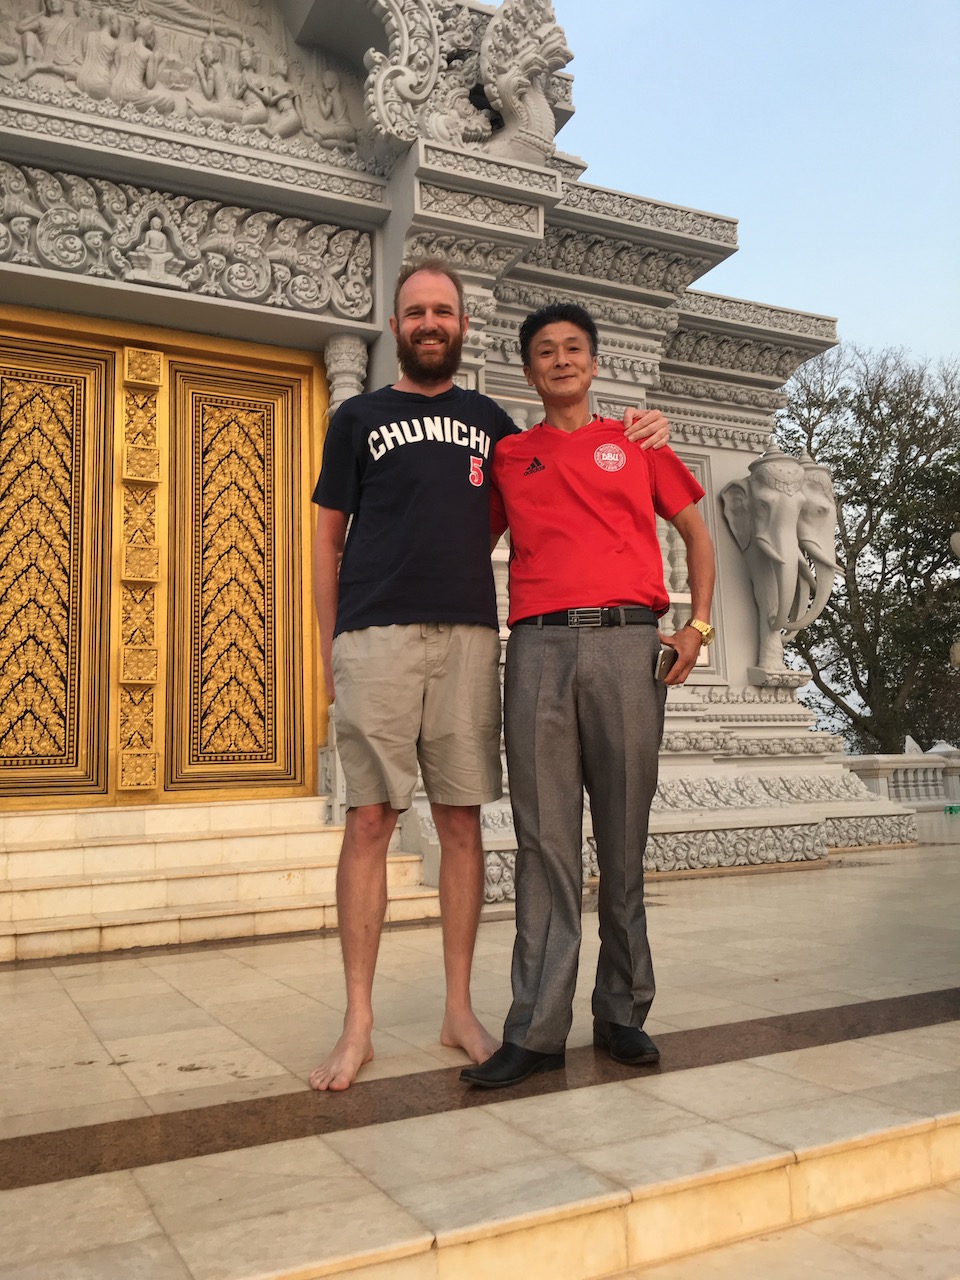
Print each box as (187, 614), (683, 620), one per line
(551, 0), (960, 364)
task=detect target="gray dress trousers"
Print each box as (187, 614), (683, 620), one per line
(502, 622), (666, 1054)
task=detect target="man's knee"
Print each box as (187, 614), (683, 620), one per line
(345, 802), (398, 850)
(431, 803), (482, 852)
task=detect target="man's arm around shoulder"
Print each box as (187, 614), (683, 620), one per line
(314, 506), (349, 701)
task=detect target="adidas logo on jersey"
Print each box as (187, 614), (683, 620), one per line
(523, 457), (546, 475)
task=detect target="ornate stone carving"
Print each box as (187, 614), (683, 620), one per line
(403, 231), (520, 277)
(479, 0), (571, 164)
(561, 184), (738, 248)
(0, 97), (386, 191)
(527, 227), (712, 295)
(1, 0), (367, 163)
(364, 0), (441, 146)
(0, 161), (373, 319)
(419, 183), (540, 233)
(682, 292), (837, 340)
(825, 814), (918, 848)
(645, 824), (826, 872)
(484, 848), (517, 902)
(697, 684), (806, 706)
(661, 731), (733, 754)
(421, 144), (561, 195)
(722, 734), (845, 757)
(657, 373), (787, 411)
(495, 281), (675, 333)
(667, 327), (807, 381)
(324, 334), (368, 413)
(721, 443), (840, 673)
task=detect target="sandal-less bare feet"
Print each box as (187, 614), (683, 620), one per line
(441, 1009), (499, 1064)
(308, 1026), (374, 1092)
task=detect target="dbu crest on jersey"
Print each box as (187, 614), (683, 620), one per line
(594, 443), (626, 472)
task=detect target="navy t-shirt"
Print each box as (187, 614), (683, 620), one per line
(313, 385), (518, 636)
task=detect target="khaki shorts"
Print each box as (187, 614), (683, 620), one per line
(331, 623), (503, 810)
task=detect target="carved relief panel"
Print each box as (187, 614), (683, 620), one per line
(0, 335), (112, 796)
(166, 362), (308, 791)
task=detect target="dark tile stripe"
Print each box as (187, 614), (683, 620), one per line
(3, 986), (958, 1192)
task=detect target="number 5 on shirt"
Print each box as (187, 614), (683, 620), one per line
(469, 456), (484, 487)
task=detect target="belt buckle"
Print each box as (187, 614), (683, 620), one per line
(567, 608), (603, 627)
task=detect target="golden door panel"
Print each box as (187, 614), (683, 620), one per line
(0, 306), (323, 807)
(0, 340), (112, 797)
(166, 363), (307, 791)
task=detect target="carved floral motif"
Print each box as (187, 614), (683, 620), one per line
(645, 825), (826, 872)
(682, 292), (837, 340)
(0, 161), (373, 319)
(528, 227), (712, 294)
(667, 327), (805, 380)
(561, 184), (738, 247)
(419, 182), (540, 233)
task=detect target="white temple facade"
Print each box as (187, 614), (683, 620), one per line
(0, 0), (915, 956)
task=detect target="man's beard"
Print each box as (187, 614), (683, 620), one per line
(396, 327), (463, 385)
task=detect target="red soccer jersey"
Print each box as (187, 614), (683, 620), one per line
(489, 417), (704, 626)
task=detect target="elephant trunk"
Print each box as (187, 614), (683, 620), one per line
(785, 545), (840, 633)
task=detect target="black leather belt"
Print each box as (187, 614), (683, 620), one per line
(514, 606), (659, 628)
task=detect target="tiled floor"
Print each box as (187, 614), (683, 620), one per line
(1, 812), (958, 1278)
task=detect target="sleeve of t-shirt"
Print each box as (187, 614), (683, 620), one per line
(646, 446), (706, 521)
(312, 406), (361, 513)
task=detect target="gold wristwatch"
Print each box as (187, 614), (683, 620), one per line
(685, 618), (716, 645)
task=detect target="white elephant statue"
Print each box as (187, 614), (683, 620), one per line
(720, 442), (841, 675)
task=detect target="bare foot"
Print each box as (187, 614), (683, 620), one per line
(441, 1008), (499, 1064)
(308, 1027), (374, 1092)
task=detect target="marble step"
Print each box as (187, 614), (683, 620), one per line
(182, 1106), (956, 1280)
(1, 851), (423, 923)
(0, 796), (334, 852)
(0, 823), (348, 880)
(0, 882), (442, 962)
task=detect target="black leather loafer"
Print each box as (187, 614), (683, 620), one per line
(593, 1020), (660, 1066)
(460, 1041), (565, 1089)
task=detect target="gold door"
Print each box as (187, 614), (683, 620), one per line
(0, 306), (325, 807)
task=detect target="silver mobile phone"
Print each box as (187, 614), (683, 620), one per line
(655, 645), (678, 681)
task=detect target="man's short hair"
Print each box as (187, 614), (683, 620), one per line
(519, 302), (599, 366)
(393, 257), (465, 319)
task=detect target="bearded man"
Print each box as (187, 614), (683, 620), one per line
(309, 259), (670, 1091)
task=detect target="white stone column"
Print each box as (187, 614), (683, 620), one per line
(324, 335), (368, 413)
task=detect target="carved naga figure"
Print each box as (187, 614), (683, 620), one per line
(720, 442), (841, 675)
(480, 0), (571, 164)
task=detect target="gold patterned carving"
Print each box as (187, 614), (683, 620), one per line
(122, 543), (161, 582)
(121, 585), (154, 647)
(121, 646), (159, 684)
(168, 366), (305, 788)
(117, 376), (162, 789)
(124, 349), (162, 387)
(122, 487), (156, 547)
(123, 446), (161, 484)
(119, 686), (154, 748)
(0, 348), (111, 793)
(120, 750), (158, 789)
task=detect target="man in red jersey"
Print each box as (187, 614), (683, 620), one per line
(462, 302), (715, 1089)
